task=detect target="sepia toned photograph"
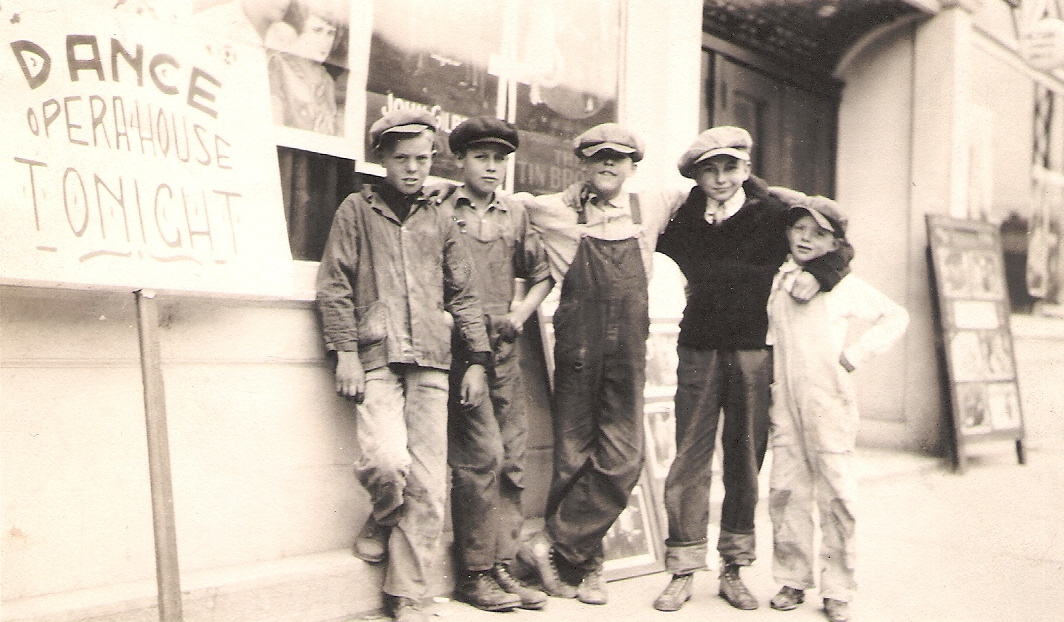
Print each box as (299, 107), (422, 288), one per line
(3, 2), (1064, 622)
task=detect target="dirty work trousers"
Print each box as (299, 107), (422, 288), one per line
(545, 234), (649, 573)
(662, 347), (772, 573)
(354, 364), (449, 599)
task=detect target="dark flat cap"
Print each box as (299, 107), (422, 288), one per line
(449, 116), (519, 154)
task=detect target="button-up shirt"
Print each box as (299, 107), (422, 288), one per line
(705, 186), (747, 224)
(516, 182), (686, 285)
(316, 184), (490, 372)
(441, 186), (552, 314)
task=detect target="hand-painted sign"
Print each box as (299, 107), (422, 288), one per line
(1, 4), (292, 296)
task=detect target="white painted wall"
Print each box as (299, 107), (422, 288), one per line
(0, 287), (362, 601)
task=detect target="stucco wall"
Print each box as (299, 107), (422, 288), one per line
(0, 286), (364, 601)
(836, 16), (946, 453)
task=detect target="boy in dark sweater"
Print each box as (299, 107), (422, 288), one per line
(651, 126), (852, 613)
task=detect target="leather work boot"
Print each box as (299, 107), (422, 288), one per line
(823, 598), (851, 622)
(718, 563), (759, 610)
(653, 573), (693, 612)
(492, 563), (548, 610)
(516, 533), (577, 598)
(576, 568), (607, 605)
(455, 571), (521, 612)
(353, 517), (389, 564)
(388, 595), (428, 622)
(770, 586), (805, 611)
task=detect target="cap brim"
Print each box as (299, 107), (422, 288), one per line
(694, 147), (751, 165)
(381, 123), (434, 136)
(580, 142), (637, 158)
(792, 206), (836, 234)
(462, 137), (517, 153)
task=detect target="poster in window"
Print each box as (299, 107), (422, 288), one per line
(191, 0), (370, 161)
(364, 0), (504, 180)
(510, 0), (622, 195)
(362, 0), (622, 191)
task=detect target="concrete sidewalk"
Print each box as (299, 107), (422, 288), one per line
(396, 316), (1064, 622)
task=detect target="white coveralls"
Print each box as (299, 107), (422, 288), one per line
(766, 259), (909, 602)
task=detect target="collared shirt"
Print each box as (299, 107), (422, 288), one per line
(316, 184), (490, 371)
(439, 186), (552, 314)
(705, 186), (747, 224)
(516, 183), (686, 285)
(767, 258), (909, 371)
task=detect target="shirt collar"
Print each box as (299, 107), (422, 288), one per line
(453, 185), (507, 213)
(588, 189), (629, 210)
(720, 186), (746, 219)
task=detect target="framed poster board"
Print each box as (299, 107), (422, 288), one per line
(926, 215), (1025, 472)
(601, 473), (665, 581)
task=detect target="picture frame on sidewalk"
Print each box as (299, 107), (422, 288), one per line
(602, 472), (664, 581)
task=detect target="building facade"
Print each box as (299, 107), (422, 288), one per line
(3, 1), (1062, 620)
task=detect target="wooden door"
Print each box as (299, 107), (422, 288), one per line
(710, 54), (836, 196)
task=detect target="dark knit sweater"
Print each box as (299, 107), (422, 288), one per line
(657, 176), (852, 351)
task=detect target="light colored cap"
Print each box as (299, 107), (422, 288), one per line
(369, 109), (438, 148)
(791, 195), (848, 236)
(573, 123), (644, 162)
(677, 126), (752, 178)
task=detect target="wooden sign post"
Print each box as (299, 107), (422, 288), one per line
(926, 215), (1026, 473)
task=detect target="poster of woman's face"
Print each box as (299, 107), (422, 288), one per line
(191, 0), (369, 159)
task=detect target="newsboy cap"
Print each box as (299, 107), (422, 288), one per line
(677, 126), (752, 178)
(789, 195), (848, 237)
(369, 109), (438, 148)
(573, 123), (644, 162)
(449, 116), (520, 154)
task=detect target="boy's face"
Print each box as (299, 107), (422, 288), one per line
(380, 131), (435, 195)
(693, 155), (751, 203)
(787, 214), (840, 265)
(457, 144), (510, 198)
(582, 150), (635, 200)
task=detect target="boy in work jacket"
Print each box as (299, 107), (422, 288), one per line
(316, 109), (490, 622)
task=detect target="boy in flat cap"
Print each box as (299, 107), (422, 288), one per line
(515, 123), (686, 606)
(766, 195), (908, 622)
(652, 126), (853, 613)
(316, 109), (491, 622)
(438, 116), (554, 613)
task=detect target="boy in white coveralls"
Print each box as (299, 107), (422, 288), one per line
(765, 194), (909, 622)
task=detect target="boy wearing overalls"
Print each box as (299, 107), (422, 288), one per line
(766, 195), (908, 622)
(439, 116), (554, 613)
(515, 123), (685, 605)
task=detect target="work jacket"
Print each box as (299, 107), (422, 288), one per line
(316, 185), (490, 372)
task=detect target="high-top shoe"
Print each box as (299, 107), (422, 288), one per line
(492, 563), (548, 610)
(455, 570), (521, 612)
(576, 568), (607, 605)
(516, 533), (578, 598)
(653, 573), (693, 611)
(353, 517), (389, 564)
(719, 563), (758, 610)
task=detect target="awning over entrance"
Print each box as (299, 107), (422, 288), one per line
(702, 0), (929, 75)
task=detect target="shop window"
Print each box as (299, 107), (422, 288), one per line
(364, 0), (623, 195)
(278, 146), (360, 262)
(277, 0), (625, 261)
